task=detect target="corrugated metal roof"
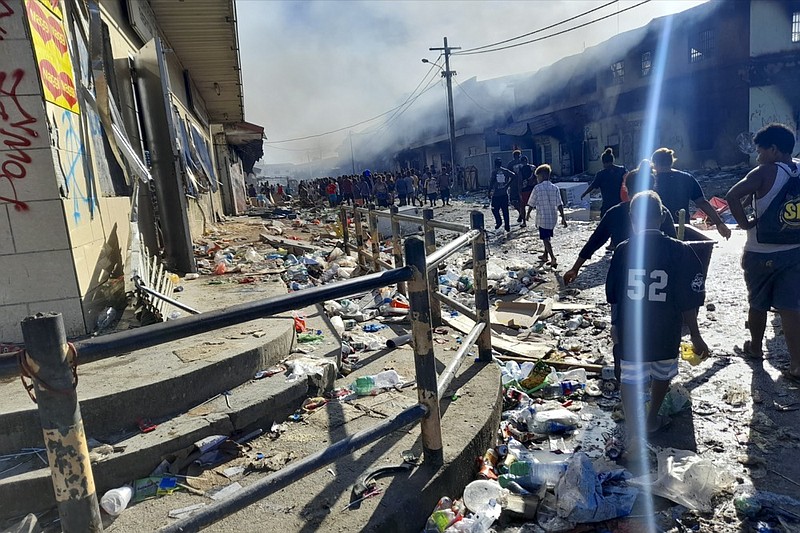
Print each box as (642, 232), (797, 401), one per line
(149, 0), (244, 124)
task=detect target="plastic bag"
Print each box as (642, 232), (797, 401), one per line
(629, 447), (734, 512)
(555, 452), (637, 523)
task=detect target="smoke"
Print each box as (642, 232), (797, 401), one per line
(236, 0), (708, 170)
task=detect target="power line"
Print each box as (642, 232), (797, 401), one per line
(264, 56), (442, 145)
(456, 0), (651, 56)
(453, 78), (492, 114)
(456, 0), (618, 55)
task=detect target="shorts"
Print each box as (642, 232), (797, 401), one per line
(520, 190), (532, 206)
(620, 359), (678, 385)
(742, 247), (800, 311)
(538, 227), (554, 240)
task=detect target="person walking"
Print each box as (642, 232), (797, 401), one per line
(581, 148), (626, 217)
(526, 164), (567, 266)
(488, 157), (514, 233)
(725, 123), (800, 382)
(651, 148), (731, 240)
(606, 191), (708, 458)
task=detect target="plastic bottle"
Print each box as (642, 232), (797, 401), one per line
(507, 460), (567, 488)
(100, 485), (133, 516)
(351, 370), (401, 395)
(184, 273), (200, 280)
(530, 409), (580, 435)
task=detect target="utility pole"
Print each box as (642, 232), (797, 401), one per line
(429, 37), (460, 188)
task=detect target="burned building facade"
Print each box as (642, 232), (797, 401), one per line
(397, 0), (800, 180)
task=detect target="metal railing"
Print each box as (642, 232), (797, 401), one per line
(16, 207), (493, 532)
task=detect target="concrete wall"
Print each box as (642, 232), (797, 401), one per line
(0, 0), (85, 342)
(750, 1), (800, 56)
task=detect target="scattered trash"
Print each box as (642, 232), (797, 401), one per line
(350, 370), (403, 396)
(629, 447), (734, 512)
(100, 485), (133, 516)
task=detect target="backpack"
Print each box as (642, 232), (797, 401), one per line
(757, 162), (800, 244)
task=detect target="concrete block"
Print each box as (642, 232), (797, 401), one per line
(0, 205), (14, 255)
(0, 251), (79, 306)
(7, 199), (69, 253)
(0, 0), (29, 42)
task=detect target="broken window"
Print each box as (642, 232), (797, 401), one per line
(641, 51), (652, 77)
(611, 60), (624, 84)
(690, 29), (715, 63)
(793, 11), (800, 43)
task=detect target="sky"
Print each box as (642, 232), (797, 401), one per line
(236, 0), (709, 166)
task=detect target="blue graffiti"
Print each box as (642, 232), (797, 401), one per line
(57, 109), (97, 224)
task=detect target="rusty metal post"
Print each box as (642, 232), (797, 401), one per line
(340, 205), (350, 256)
(20, 313), (103, 532)
(390, 206), (407, 296)
(471, 211), (493, 362)
(422, 208), (442, 327)
(404, 237), (443, 465)
(354, 207), (366, 269)
(368, 204), (381, 272)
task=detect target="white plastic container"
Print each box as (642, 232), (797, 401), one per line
(100, 485), (133, 516)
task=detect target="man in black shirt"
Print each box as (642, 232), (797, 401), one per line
(564, 166), (675, 285)
(581, 147), (626, 217)
(651, 148), (731, 240)
(606, 191), (708, 451)
(507, 150), (524, 224)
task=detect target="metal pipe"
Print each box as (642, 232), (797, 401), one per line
(389, 206), (407, 296)
(368, 205), (381, 273)
(20, 313), (103, 532)
(158, 403), (427, 533)
(438, 322), (485, 399)
(393, 212), (423, 224)
(134, 277), (200, 315)
(68, 267), (413, 363)
(470, 211), (493, 362)
(426, 230), (479, 272)
(432, 291), (477, 321)
(404, 237), (444, 466)
(426, 219), (470, 233)
(422, 209), (442, 327)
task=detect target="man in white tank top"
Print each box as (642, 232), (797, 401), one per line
(726, 123), (800, 382)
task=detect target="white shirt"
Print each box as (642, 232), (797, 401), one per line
(528, 180), (563, 230)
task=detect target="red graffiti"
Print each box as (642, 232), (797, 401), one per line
(0, 69), (36, 211)
(0, 0), (14, 40)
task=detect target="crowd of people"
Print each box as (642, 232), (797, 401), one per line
(290, 165), (467, 209)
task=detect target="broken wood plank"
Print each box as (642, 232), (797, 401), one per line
(260, 234), (319, 256)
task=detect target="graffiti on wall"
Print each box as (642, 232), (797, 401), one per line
(0, 0), (15, 40)
(54, 107), (95, 223)
(25, 0), (78, 113)
(0, 69), (35, 211)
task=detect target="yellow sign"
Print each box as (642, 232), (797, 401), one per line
(25, 0), (79, 113)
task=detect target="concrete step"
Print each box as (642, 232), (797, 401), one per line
(0, 314), (296, 456)
(0, 367), (310, 521)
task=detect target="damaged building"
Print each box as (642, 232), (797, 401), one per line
(0, 0), (264, 343)
(395, 0), (800, 180)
